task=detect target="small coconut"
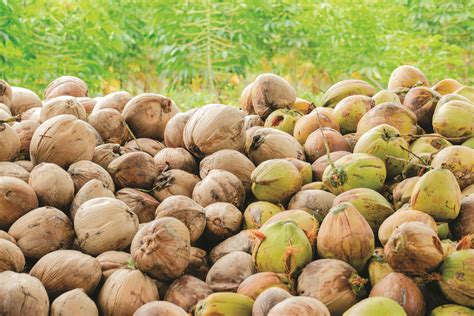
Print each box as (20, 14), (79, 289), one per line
(76, 97), (96, 114)
(124, 137), (166, 156)
(87, 108), (130, 144)
(284, 158), (312, 184)
(206, 251), (255, 291)
(243, 201), (283, 229)
(96, 250), (132, 279)
(74, 197), (139, 255)
(164, 111), (194, 148)
(155, 195), (205, 242)
(251, 73), (296, 118)
(268, 296), (330, 316)
(131, 218), (191, 281)
(154, 147), (198, 174)
(204, 202), (242, 241)
(241, 82), (255, 114)
(107, 152), (158, 190)
(431, 146), (474, 189)
(264, 108), (302, 134)
(209, 230), (257, 264)
(311, 151), (351, 181)
(0, 79), (12, 106)
(0, 162), (30, 182)
(40, 95), (86, 122)
(252, 287), (293, 316)
(12, 120), (40, 159)
(68, 160), (115, 193)
(0, 122), (20, 161)
(0, 176), (38, 230)
(134, 301), (187, 316)
(293, 109), (340, 144)
(0, 271), (49, 315)
(237, 272), (292, 300)
(333, 95), (374, 133)
(368, 248), (393, 287)
(0, 239), (25, 272)
(98, 269), (160, 316)
(92, 143), (133, 169)
(165, 275), (213, 312)
(185, 247), (210, 280)
(244, 114), (264, 130)
(69, 179), (114, 219)
(288, 189), (335, 222)
(115, 188), (158, 223)
(301, 181), (329, 191)
(93, 91), (132, 113)
(44, 76), (88, 100)
(30, 249), (101, 298)
(51, 289), (98, 316)
(10, 86), (42, 115)
(29, 163), (75, 210)
(450, 195), (474, 239)
(152, 169), (200, 201)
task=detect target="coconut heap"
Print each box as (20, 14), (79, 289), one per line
(0, 69), (473, 316)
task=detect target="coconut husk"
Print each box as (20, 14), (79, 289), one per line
(74, 197), (139, 255)
(288, 189), (336, 222)
(0, 176), (38, 230)
(21, 107), (42, 122)
(204, 202), (242, 241)
(87, 108), (130, 145)
(154, 147), (197, 174)
(268, 297), (330, 316)
(164, 111), (194, 148)
(0, 239), (25, 272)
(251, 73), (296, 119)
(40, 96), (86, 123)
(93, 91), (132, 113)
(0, 79), (12, 106)
(50, 289), (98, 316)
(152, 169), (200, 202)
(185, 247), (210, 280)
(30, 115), (96, 168)
(10, 86), (42, 115)
(107, 152), (158, 190)
(0, 123), (20, 161)
(96, 250), (132, 279)
(206, 251), (255, 292)
(134, 301), (187, 316)
(30, 249), (102, 298)
(193, 170), (245, 209)
(0, 271), (49, 315)
(92, 143), (133, 169)
(311, 151), (351, 180)
(69, 179), (114, 219)
(209, 230), (256, 264)
(12, 120), (40, 159)
(67, 160), (115, 193)
(131, 218), (191, 281)
(0, 162), (30, 182)
(29, 163), (75, 210)
(252, 287), (293, 316)
(115, 188), (158, 223)
(304, 128), (350, 162)
(124, 137), (166, 156)
(8, 206), (74, 259)
(165, 275), (213, 312)
(76, 97), (96, 114)
(44, 76), (88, 100)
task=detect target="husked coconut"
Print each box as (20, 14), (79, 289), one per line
(0, 162), (30, 182)
(115, 188), (159, 223)
(124, 137), (166, 156)
(69, 179), (115, 219)
(50, 289), (98, 316)
(67, 160), (115, 192)
(93, 91), (132, 113)
(154, 147), (198, 174)
(0, 176), (38, 230)
(12, 120), (40, 159)
(40, 96), (86, 122)
(44, 75), (88, 100)
(96, 250), (132, 279)
(107, 152), (158, 190)
(0, 239), (25, 272)
(10, 86), (42, 115)
(165, 275), (213, 312)
(87, 108), (130, 144)
(252, 287), (293, 316)
(152, 169), (200, 202)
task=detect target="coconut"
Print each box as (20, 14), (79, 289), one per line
(67, 160), (115, 193)
(30, 115), (96, 168)
(98, 268), (160, 316)
(304, 128), (350, 163)
(204, 202), (242, 241)
(107, 152), (158, 190)
(343, 133), (359, 151)
(76, 97), (96, 114)
(131, 218), (191, 281)
(247, 127), (305, 165)
(321, 79), (376, 108)
(268, 296), (330, 316)
(293, 108), (340, 144)
(284, 158), (312, 184)
(368, 248), (393, 287)
(0, 230), (15, 243)
(311, 151), (351, 180)
(96, 250), (132, 279)
(449, 195), (474, 239)
(155, 195), (205, 242)
(183, 104), (245, 157)
(317, 202), (374, 271)
(344, 297), (407, 316)
(373, 89), (402, 105)
(8, 206), (73, 259)
(462, 184), (474, 198)
(21, 107), (42, 122)
(432, 78), (463, 95)
(115, 188), (158, 223)
(154, 147), (198, 174)
(378, 209), (437, 245)
(244, 114), (264, 130)
(209, 230), (257, 264)
(438, 249), (474, 307)
(243, 201), (283, 229)
(87, 108), (130, 144)
(253, 220), (312, 276)
(40, 96), (86, 122)
(410, 134), (452, 155)
(0, 122), (20, 161)
(152, 169), (200, 202)
(251, 159), (302, 204)
(10, 86), (42, 115)
(433, 100), (474, 140)
(0, 176), (38, 230)
(200, 149), (255, 191)
(237, 272), (291, 300)
(93, 91), (132, 113)
(463, 137), (474, 148)
(393, 177), (420, 209)
(288, 189), (335, 222)
(403, 86), (441, 129)
(124, 138), (166, 156)
(252, 287), (293, 316)
(431, 146), (474, 189)
(333, 95), (374, 133)
(30, 249), (101, 298)
(69, 179), (114, 219)
(74, 197), (138, 255)
(369, 272), (425, 316)
(193, 169), (245, 208)
(251, 73), (296, 118)
(388, 65), (429, 92)
(0, 271), (49, 315)
(410, 168), (461, 221)
(430, 304), (474, 316)
(50, 289), (98, 316)
(264, 109), (302, 134)
(29, 163), (75, 210)
(185, 247), (210, 280)
(164, 111), (193, 148)
(0, 239), (25, 272)
(384, 222), (443, 274)
(134, 301), (187, 316)
(165, 275), (213, 312)
(14, 160), (33, 172)
(297, 259), (366, 315)
(0, 79), (12, 106)
(435, 93), (471, 114)
(241, 82), (255, 114)
(195, 292), (254, 316)
(333, 188), (394, 232)
(206, 251), (255, 291)
(44, 76), (88, 100)
(92, 143), (132, 169)
(0, 162), (30, 182)
(301, 181), (329, 191)
(12, 120), (40, 159)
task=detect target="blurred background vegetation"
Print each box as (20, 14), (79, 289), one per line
(1, 0), (472, 109)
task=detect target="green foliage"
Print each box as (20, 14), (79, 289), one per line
(0, 0), (472, 108)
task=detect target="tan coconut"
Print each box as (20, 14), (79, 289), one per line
(388, 65), (429, 92)
(96, 250), (132, 279)
(252, 287), (293, 316)
(21, 107), (42, 122)
(68, 160), (115, 192)
(76, 96), (97, 114)
(0, 271), (49, 315)
(241, 82), (255, 114)
(115, 188), (159, 223)
(30, 249), (102, 298)
(124, 137), (166, 156)
(0, 103), (11, 115)
(154, 147), (197, 174)
(251, 73), (297, 118)
(134, 301), (187, 316)
(0, 176), (38, 230)
(92, 143), (133, 169)
(0, 122), (20, 161)
(268, 297), (330, 316)
(10, 86), (42, 115)
(14, 160), (34, 172)
(30, 114), (96, 168)
(0, 161), (30, 182)
(107, 151), (158, 190)
(12, 120), (40, 159)
(311, 151), (351, 180)
(209, 229), (256, 264)
(87, 108), (130, 144)
(206, 251), (255, 292)
(44, 76), (88, 100)
(164, 110), (195, 148)
(0, 239), (25, 272)
(29, 163), (75, 210)
(131, 218), (191, 281)
(74, 197), (139, 255)
(69, 179), (114, 219)
(0, 230), (16, 243)
(40, 95), (86, 122)
(93, 91), (132, 113)
(152, 169), (200, 202)
(204, 202), (243, 240)
(288, 189), (336, 221)
(237, 272), (292, 300)
(50, 289), (98, 316)
(185, 247), (210, 280)
(165, 275), (213, 312)
(8, 206), (74, 259)
(293, 108), (340, 144)
(304, 128), (350, 163)
(244, 114), (264, 130)
(0, 79), (12, 106)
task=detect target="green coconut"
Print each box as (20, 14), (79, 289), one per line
(431, 146), (474, 189)
(432, 100), (474, 140)
(462, 137), (474, 149)
(430, 304), (474, 316)
(284, 158), (312, 185)
(243, 201), (284, 229)
(333, 95), (374, 133)
(195, 292), (254, 316)
(264, 109), (302, 134)
(410, 135), (452, 155)
(343, 297), (407, 316)
(368, 248), (393, 287)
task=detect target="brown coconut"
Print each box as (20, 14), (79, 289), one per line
(107, 151), (158, 190)
(0, 176), (38, 230)
(10, 86), (42, 115)
(164, 275), (213, 312)
(164, 111), (195, 148)
(87, 108), (130, 144)
(14, 160), (34, 172)
(244, 114), (264, 130)
(0, 79), (12, 106)
(70, 179), (114, 219)
(183, 104), (245, 158)
(205, 251), (255, 291)
(154, 147), (198, 174)
(12, 120), (40, 159)
(449, 195), (474, 239)
(152, 169), (200, 202)
(155, 195), (206, 243)
(0, 271), (49, 316)
(204, 202), (243, 241)
(124, 138), (166, 156)
(241, 82), (255, 114)
(268, 296), (330, 316)
(192, 169), (245, 209)
(122, 93), (179, 140)
(30, 249), (102, 298)
(312, 151), (351, 180)
(293, 108), (340, 144)
(344, 133), (360, 152)
(388, 65), (429, 92)
(251, 73), (296, 118)
(0, 230), (16, 243)
(0, 239), (25, 272)
(252, 287), (293, 316)
(40, 95), (86, 122)
(237, 272), (292, 300)
(304, 127), (350, 163)
(131, 218), (191, 281)
(8, 206), (74, 259)
(209, 229), (256, 264)
(44, 76), (88, 100)
(96, 250), (132, 279)
(29, 163), (75, 210)
(68, 160), (115, 192)
(30, 114), (96, 168)
(93, 91), (132, 113)
(288, 189), (336, 222)
(392, 176), (420, 209)
(74, 197), (139, 255)
(0, 123), (20, 161)
(92, 143), (133, 169)
(76, 97), (97, 114)
(51, 289), (98, 316)
(21, 107), (42, 122)
(403, 86), (440, 129)
(0, 161), (30, 182)
(199, 149), (256, 192)
(98, 268), (159, 316)
(185, 247), (210, 280)
(116, 188), (159, 223)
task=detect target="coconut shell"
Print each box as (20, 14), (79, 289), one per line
(251, 73), (296, 118)
(29, 163), (75, 210)
(92, 143), (133, 169)
(154, 147), (197, 174)
(164, 275), (213, 312)
(164, 111), (194, 148)
(0, 123), (20, 161)
(0, 176), (38, 230)
(8, 206), (74, 259)
(193, 169), (245, 209)
(152, 169), (200, 201)
(74, 197), (138, 255)
(30, 249), (101, 298)
(40, 96), (86, 122)
(311, 151), (351, 181)
(0, 161), (30, 182)
(131, 218), (191, 281)
(268, 296), (330, 316)
(449, 195), (474, 239)
(107, 152), (158, 190)
(0, 79), (12, 106)
(76, 97), (97, 114)
(44, 76), (88, 100)
(124, 138), (166, 156)
(93, 91), (132, 113)
(288, 189), (336, 222)
(87, 108), (130, 144)
(68, 160), (115, 193)
(69, 179), (114, 219)
(209, 230), (256, 264)
(10, 86), (42, 115)
(115, 188), (158, 223)
(204, 202), (243, 241)
(0, 239), (25, 272)
(293, 109), (340, 144)
(51, 289), (98, 316)
(206, 251), (255, 292)
(12, 120), (40, 159)
(0, 271), (49, 315)
(185, 247), (210, 280)
(98, 268), (160, 316)
(252, 287), (293, 316)
(244, 114), (264, 130)
(30, 115), (96, 168)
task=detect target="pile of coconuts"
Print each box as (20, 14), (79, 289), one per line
(0, 67), (473, 316)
